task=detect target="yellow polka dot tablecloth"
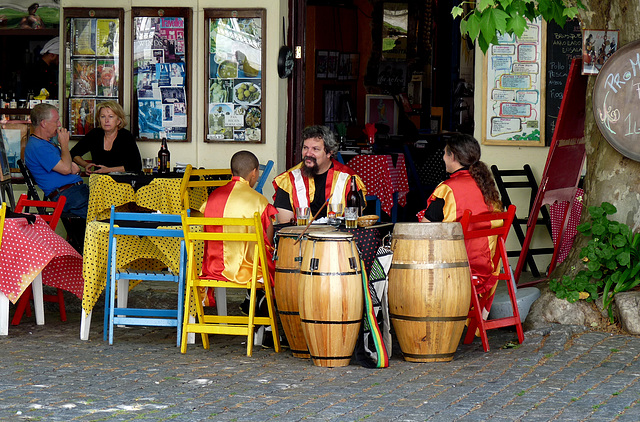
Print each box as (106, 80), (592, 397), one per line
(81, 221), (204, 314)
(86, 174), (208, 222)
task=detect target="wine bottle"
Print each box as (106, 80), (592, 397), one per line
(347, 175), (361, 213)
(158, 133), (170, 174)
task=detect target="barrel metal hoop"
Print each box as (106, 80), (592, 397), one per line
(274, 268), (301, 274)
(301, 319), (361, 325)
(389, 313), (468, 322)
(291, 349), (310, 355)
(311, 355), (352, 360)
(277, 310), (299, 316)
(300, 270), (360, 276)
(391, 262), (469, 270)
(393, 234), (464, 240)
(402, 351), (456, 359)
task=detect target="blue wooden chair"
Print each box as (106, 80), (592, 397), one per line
(254, 160), (274, 194)
(104, 206), (186, 346)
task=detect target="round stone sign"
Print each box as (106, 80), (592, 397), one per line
(593, 39), (640, 161)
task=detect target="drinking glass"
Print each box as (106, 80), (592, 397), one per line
(328, 203), (343, 226)
(296, 207), (310, 226)
(345, 207), (358, 228)
(142, 158), (154, 175)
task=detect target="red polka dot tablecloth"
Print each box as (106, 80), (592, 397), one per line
(549, 188), (584, 264)
(0, 216), (84, 304)
(347, 155), (410, 215)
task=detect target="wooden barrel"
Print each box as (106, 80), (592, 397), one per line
(299, 232), (363, 367)
(274, 225), (336, 358)
(388, 223), (471, 362)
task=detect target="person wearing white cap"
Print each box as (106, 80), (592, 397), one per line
(27, 37), (59, 99)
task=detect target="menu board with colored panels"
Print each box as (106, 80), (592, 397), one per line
(205, 9), (265, 143)
(63, 9), (124, 138)
(482, 18), (546, 146)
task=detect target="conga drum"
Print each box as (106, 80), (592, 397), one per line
(274, 225), (336, 358)
(388, 223), (471, 362)
(299, 232), (363, 367)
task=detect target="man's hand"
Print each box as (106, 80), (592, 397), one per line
(57, 127), (70, 148)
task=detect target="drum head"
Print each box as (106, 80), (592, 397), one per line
(392, 222), (463, 239)
(307, 231), (354, 241)
(277, 225), (337, 237)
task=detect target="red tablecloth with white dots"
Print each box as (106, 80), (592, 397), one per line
(549, 188), (584, 264)
(0, 216), (84, 304)
(346, 155), (410, 215)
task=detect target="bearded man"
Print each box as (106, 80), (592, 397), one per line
(272, 125), (367, 223)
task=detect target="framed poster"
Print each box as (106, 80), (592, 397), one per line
(482, 18), (546, 146)
(0, 123), (28, 178)
(365, 94), (398, 135)
(0, 129), (11, 182)
(63, 8), (124, 139)
(205, 9), (265, 143)
(582, 29), (619, 75)
(132, 8), (192, 142)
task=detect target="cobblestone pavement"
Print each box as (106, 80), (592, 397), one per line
(2, 304), (640, 421)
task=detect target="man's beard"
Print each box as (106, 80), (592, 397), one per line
(301, 156), (319, 177)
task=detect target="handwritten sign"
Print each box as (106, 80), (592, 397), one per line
(483, 18), (546, 145)
(593, 39), (640, 161)
(545, 20), (582, 145)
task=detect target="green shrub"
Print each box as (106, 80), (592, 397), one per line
(549, 202), (640, 323)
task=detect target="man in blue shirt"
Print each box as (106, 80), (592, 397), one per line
(24, 103), (89, 218)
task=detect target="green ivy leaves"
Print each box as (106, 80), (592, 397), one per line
(549, 202), (640, 323)
(451, 0), (586, 53)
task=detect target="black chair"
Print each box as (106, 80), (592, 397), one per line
(17, 159), (86, 253)
(491, 164), (554, 277)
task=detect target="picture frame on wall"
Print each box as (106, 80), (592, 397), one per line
(338, 53), (360, 80)
(316, 50), (328, 79)
(131, 7), (192, 142)
(582, 29), (619, 75)
(327, 51), (339, 79)
(63, 8), (124, 139)
(205, 8), (266, 143)
(0, 129), (11, 182)
(365, 94), (398, 135)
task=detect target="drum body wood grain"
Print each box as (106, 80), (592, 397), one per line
(274, 225), (335, 358)
(299, 232), (363, 367)
(388, 223), (471, 362)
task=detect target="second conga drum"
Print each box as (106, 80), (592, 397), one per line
(388, 223), (471, 362)
(274, 225), (335, 358)
(299, 232), (363, 367)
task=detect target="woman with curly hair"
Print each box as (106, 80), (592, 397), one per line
(418, 133), (502, 296)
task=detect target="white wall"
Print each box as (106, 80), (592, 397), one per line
(60, 0), (288, 199)
(474, 52), (554, 271)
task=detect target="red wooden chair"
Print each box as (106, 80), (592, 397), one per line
(459, 204), (524, 352)
(11, 194), (67, 325)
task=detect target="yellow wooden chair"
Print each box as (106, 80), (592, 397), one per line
(180, 164), (232, 213)
(180, 210), (280, 356)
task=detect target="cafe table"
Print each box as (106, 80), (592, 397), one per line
(0, 216), (84, 335)
(346, 154), (410, 222)
(79, 219), (204, 340)
(86, 173), (208, 222)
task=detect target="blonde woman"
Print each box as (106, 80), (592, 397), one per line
(71, 101), (142, 173)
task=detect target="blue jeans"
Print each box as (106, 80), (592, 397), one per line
(56, 183), (90, 218)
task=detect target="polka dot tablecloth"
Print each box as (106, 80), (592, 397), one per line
(0, 216), (83, 304)
(82, 221), (204, 314)
(549, 188), (584, 264)
(346, 155), (410, 215)
(87, 174), (207, 222)
(340, 226), (383, 274)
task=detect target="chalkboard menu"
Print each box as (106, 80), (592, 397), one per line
(593, 39), (640, 162)
(546, 20), (582, 146)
